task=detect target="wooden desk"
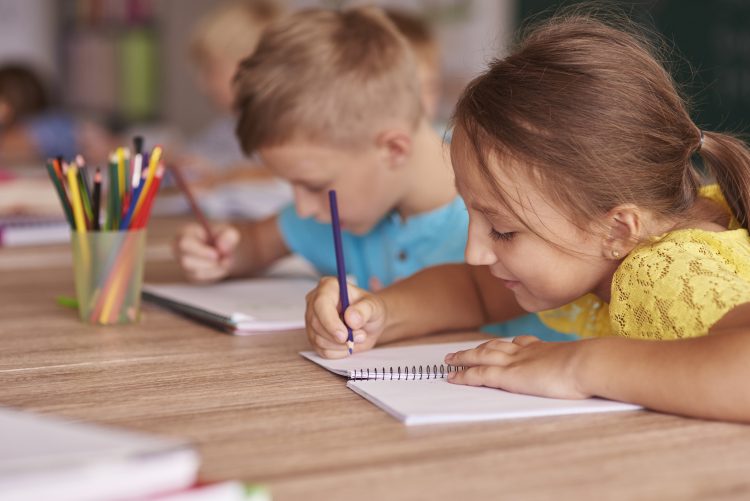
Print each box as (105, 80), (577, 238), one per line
(2, 219), (750, 500)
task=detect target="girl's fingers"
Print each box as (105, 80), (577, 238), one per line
(310, 278), (350, 342)
(513, 335), (541, 346)
(445, 340), (518, 366)
(447, 365), (504, 387)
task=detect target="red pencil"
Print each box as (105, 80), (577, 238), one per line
(167, 163), (217, 246)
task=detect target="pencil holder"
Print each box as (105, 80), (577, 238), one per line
(71, 229), (147, 325)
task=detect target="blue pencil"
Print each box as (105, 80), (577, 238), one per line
(328, 190), (354, 354)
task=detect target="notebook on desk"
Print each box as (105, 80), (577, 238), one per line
(301, 340), (641, 425)
(143, 278), (317, 333)
(0, 215), (70, 247)
(0, 406), (199, 501)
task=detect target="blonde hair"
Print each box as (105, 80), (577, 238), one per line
(234, 6), (423, 153)
(190, 0), (283, 67)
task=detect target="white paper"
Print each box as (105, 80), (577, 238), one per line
(302, 340), (641, 425)
(0, 407), (199, 501)
(144, 278), (317, 332)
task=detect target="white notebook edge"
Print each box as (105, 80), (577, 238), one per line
(346, 380), (642, 426)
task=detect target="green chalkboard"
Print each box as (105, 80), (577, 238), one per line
(517, 0), (750, 132)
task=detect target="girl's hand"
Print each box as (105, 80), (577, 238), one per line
(305, 277), (388, 359)
(444, 336), (591, 399)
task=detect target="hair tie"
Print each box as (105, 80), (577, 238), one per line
(697, 130), (704, 152)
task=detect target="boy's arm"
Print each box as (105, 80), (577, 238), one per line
(229, 214), (291, 277)
(231, 215), (291, 276)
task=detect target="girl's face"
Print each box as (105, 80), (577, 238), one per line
(450, 129), (619, 312)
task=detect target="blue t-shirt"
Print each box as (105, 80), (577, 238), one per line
(277, 197), (573, 341)
(25, 112), (78, 160)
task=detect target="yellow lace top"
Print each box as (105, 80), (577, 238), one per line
(538, 185), (750, 340)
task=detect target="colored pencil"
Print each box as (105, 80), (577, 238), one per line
(328, 190), (354, 354)
(168, 163), (216, 246)
(92, 168), (102, 231)
(45, 161), (75, 227)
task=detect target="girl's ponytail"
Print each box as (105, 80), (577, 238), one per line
(699, 131), (750, 231)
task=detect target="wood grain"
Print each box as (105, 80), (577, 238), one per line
(1, 217), (750, 500)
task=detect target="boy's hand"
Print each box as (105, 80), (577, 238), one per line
(173, 223), (239, 283)
(305, 277), (388, 358)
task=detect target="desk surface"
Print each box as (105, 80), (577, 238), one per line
(2, 218), (750, 500)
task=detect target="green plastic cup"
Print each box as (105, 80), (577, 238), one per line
(71, 229), (147, 325)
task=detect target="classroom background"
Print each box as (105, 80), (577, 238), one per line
(1, 0), (748, 173)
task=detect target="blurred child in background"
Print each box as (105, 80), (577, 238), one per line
(179, 0), (284, 182)
(0, 64), (111, 166)
(384, 8), (442, 124)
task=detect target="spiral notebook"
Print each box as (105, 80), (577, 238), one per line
(143, 278), (317, 333)
(301, 340), (641, 425)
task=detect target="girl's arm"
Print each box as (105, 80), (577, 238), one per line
(575, 302), (750, 421)
(305, 263), (527, 358)
(446, 302), (750, 422)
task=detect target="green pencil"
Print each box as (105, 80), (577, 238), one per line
(45, 162), (75, 228)
(108, 160), (120, 230)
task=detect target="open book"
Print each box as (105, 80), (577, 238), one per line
(301, 340), (641, 425)
(143, 278), (317, 333)
(0, 406), (199, 501)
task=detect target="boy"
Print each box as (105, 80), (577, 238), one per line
(173, 6), (560, 340)
(174, 6), (463, 291)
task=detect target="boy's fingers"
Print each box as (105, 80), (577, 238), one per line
(177, 235), (220, 260)
(214, 226), (240, 254)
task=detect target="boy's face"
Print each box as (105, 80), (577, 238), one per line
(450, 128), (618, 311)
(259, 140), (404, 234)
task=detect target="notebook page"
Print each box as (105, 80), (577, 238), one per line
(300, 340), (486, 378)
(143, 278), (316, 330)
(347, 378), (641, 426)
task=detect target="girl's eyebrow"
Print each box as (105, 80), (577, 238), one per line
(470, 202), (501, 217)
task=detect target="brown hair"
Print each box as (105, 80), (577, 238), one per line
(234, 6), (422, 154)
(0, 64), (48, 124)
(452, 11), (750, 233)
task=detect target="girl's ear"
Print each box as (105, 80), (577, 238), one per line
(374, 128), (412, 170)
(600, 204), (642, 260)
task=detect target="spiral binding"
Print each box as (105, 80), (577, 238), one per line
(347, 364), (463, 381)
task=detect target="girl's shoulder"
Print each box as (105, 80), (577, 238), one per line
(610, 223), (750, 339)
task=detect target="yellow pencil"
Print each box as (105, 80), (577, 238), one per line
(66, 163), (90, 271)
(66, 164), (87, 234)
(117, 147), (126, 198)
(133, 145), (162, 217)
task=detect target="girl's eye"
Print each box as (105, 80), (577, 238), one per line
(489, 229), (515, 242)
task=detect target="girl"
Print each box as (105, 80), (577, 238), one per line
(304, 12), (750, 423)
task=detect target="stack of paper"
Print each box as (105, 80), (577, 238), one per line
(0, 216), (69, 247)
(0, 407), (199, 501)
